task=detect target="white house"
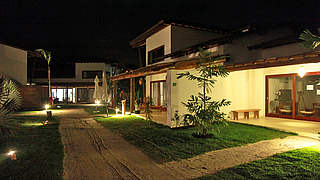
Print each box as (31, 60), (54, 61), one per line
(33, 62), (115, 103)
(112, 19), (320, 127)
(0, 42), (27, 84)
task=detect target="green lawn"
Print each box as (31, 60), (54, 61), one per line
(95, 115), (296, 163)
(197, 144), (320, 180)
(84, 106), (116, 115)
(0, 115), (64, 179)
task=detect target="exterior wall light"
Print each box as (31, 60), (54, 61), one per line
(298, 67), (306, 78)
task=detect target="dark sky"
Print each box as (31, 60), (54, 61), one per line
(0, 0), (319, 65)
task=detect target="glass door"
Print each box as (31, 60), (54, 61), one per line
(151, 82), (159, 106)
(151, 80), (167, 108)
(295, 73), (320, 120)
(266, 75), (294, 118)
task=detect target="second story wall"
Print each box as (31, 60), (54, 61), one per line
(224, 27), (311, 64)
(261, 42), (310, 59)
(0, 43), (27, 84)
(75, 63), (112, 81)
(146, 25), (171, 66)
(171, 26), (221, 52)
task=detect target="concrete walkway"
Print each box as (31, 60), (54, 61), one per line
(159, 136), (319, 179)
(230, 116), (320, 139)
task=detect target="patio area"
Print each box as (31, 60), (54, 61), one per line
(137, 109), (168, 126)
(230, 116), (320, 139)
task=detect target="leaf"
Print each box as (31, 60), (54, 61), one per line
(299, 29), (320, 49)
(0, 74), (22, 117)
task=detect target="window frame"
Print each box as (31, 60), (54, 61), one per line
(148, 45), (165, 64)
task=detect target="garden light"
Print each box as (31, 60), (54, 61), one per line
(115, 108), (119, 115)
(44, 104), (50, 111)
(7, 150), (16, 160)
(95, 99), (101, 105)
(41, 120), (49, 126)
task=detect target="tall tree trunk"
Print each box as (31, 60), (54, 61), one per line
(48, 65), (52, 105)
(203, 81), (206, 110)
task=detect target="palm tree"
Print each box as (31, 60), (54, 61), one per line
(35, 49), (52, 105)
(299, 29), (320, 49)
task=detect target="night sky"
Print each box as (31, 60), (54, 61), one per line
(0, 0), (319, 66)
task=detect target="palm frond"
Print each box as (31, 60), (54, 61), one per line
(0, 74), (22, 117)
(299, 29), (320, 49)
(35, 49), (51, 64)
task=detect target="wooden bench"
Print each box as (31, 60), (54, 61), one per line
(231, 109), (260, 120)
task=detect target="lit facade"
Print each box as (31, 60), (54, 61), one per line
(113, 20), (320, 126)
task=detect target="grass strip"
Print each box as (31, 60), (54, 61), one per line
(95, 115), (295, 163)
(0, 115), (64, 180)
(197, 144), (320, 180)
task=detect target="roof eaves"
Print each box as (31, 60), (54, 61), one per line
(129, 20), (169, 48)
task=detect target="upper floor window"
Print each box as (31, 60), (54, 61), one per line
(148, 45), (164, 64)
(82, 70), (102, 79)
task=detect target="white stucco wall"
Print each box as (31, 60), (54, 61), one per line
(146, 25), (171, 66)
(169, 62), (320, 126)
(75, 63), (112, 81)
(145, 73), (167, 97)
(0, 43), (27, 84)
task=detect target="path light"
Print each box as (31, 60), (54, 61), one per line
(94, 100), (101, 111)
(8, 150), (16, 160)
(298, 67), (306, 78)
(95, 99), (101, 105)
(44, 104), (50, 111)
(115, 108), (119, 115)
(121, 100), (126, 116)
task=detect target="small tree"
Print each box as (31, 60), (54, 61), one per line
(177, 50), (231, 137)
(145, 97), (152, 126)
(35, 49), (52, 105)
(299, 29), (320, 49)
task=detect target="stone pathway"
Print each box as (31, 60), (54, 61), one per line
(159, 136), (319, 179)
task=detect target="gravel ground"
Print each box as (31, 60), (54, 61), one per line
(58, 109), (177, 180)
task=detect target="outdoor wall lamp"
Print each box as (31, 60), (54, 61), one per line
(298, 67), (306, 78)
